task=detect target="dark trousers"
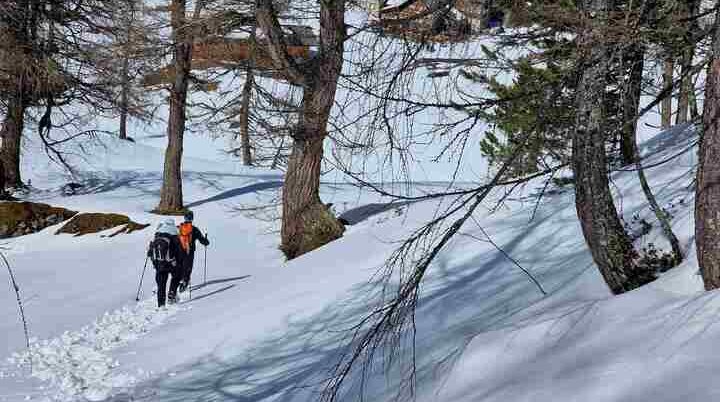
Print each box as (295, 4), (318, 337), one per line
(181, 253), (195, 284)
(155, 268), (182, 307)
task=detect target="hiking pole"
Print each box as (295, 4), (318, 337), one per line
(203, 232), (208, 285)
(135, 256), (149, 302)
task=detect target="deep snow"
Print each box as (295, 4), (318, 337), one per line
(0, 114), (714, 402)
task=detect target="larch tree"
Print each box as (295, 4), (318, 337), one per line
(238, 12), (256, 166)
(696, 1), (720, 290)
(117, 0), (139, 141)
(572, 0), (654, 294)
(619, 42), (643, 165)
(107, 0), (156, 142)
(0, 0), (35, 190)
(676, 0), (700, 125)
(661, 56), (674, 129)
(255, 0), (346, 259)
(155, 0), (206, 214)
(617, 0), (684, 264)
(0, 0), (128, 191)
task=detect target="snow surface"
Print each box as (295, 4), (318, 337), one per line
(0, 17), (712, 400)
(0, 113), (715, 402)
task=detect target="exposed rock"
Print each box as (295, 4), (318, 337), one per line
(56, 213), (149, 237)
(0, 202), (78, 238)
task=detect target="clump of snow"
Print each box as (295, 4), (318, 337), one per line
(8, 299), (182, 401)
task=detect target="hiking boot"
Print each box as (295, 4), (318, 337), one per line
(178, 281), (188, 293)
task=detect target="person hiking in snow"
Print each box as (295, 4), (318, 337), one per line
(147, 219), (183, 307)
(177, 210), (209, 292)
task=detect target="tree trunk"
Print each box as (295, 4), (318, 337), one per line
(690, 81), (700, 120)
(280, 118), (344, 259)
(634, 152), (683, 265)
(620, 44), (644, 165)
(573, 0), (652, 295)
(119, 107), (128, 140)
(661, 58), (674, 129)
(239, 68), (254, 166)
(280, 85), (345, 259)
(0, 94), (26, 189)
(677, 57), (691, 125)
(676, 0), (699, 125)
(696, 7), (720, 290)
(156, 0), (192, 213)
(0, 0), (32, 190)
(256, 0), (346, 258)
(119, 56), (130, 140)
(238, 20), (256, 166)
(118, 4), (133, 141)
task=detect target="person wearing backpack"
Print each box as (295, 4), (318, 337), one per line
(147, 219), (183, 307)
(177, 210), (209, 292)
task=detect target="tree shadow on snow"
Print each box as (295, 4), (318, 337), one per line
(182, 285), (236, 304)
(185, 181), (284, 208)
(188, 275), (252, 292)
(638, 122), (696, 159)
(62, 171), (162, 198)
(338, 200), (416, 225)
(108, 192), (607, 402)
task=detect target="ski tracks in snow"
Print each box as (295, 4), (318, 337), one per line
(5, 298), (185, 401)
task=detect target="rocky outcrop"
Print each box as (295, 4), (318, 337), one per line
(56, 213), (149, 237)
(0, 202), (78, 238)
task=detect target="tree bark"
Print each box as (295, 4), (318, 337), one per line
(676, 0), (699, 125)
(690, 80), (700, 120)
(0, 0), (32, 189)
(280, 87), (345, 258)
(573, 0), (652, 295)
(257, 0), (346, 259)
(677, 59), (691, 125)
(280, 114), (344, 259)
(239, 68), (254, 166)
(634, 151), (683, 265)
(156, 0), (192, 213)
(620, 43), (644, 165)
(696, 6), (720, 290)
(118, 3), (134, 141)
(119, 55), (130, 140)
(661, 58), (674, 129)
(0, 94), (26, 189)
(238, 19), (256, 166)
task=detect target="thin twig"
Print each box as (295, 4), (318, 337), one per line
(1, 252), (31, 372)
(470, 216), (547, 296)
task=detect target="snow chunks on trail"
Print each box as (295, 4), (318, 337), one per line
(7, 298), (183, 401)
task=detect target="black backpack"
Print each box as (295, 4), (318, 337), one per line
(149, 235), (175, 270)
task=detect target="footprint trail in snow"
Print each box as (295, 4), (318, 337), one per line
(6, 298), (184, 401)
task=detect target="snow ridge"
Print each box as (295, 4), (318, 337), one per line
(8, 298), (183, 401)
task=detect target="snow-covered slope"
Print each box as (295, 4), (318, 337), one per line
(0, 121), (709, 402)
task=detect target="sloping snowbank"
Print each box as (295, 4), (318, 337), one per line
(1, 122), (711, 402)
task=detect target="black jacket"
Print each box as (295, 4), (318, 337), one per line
(148, 232), (182, 271)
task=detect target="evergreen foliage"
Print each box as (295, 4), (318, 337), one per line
(479, 39), (575, 177)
